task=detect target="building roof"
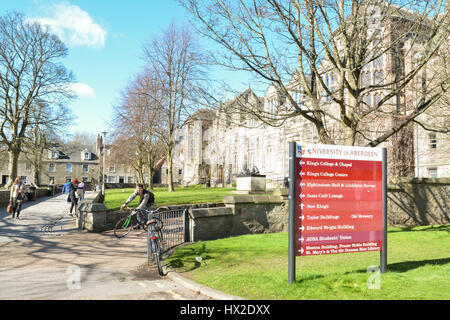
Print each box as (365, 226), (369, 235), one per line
(45, 144), (99, 163)
(186, 108), (217, 122)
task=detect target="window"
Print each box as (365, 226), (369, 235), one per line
(428, 133), (437, 149)
(25, 161), (32, 171)
(82, 177), (88, 182)
(362, 71), (371, 87)
(323, 75), (330, 101)
(373, 55), (384, 68)
(107, 176), (115, 183)
(66, 164), (72, 173)
(291, 90), (302, 108)
(178, 169), (182, 175)
(83, 164), (89, 173)
(49, 163), (56, 172)
(374, 93), (382, 108)
(329, 73), (334, 92)
(374, 71), (383, 85)
(428, 168), (438, 178)
(361, 94), (372, 111)
(109, 165), (115, 173)
(128, 176), (134, 184)
(84, 152), (90, 160)
(48, 150), (59, 159)
(268, 98), (276, 118)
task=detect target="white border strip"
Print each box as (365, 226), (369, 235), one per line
(296, 143), (383, 162)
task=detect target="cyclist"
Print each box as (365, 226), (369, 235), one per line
(120, 183), (155, 226)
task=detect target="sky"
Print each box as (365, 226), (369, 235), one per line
(0, 0), (254, 140)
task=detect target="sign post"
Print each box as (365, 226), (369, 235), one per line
(288, 142), (387, 284)
(381, 147), (388, 273)
(288, 142), (297, 284)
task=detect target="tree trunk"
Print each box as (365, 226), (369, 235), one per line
(33, 144), (43, 186)
(167, 148), (174, 192)
(34, 165), (41, 186)
(147, 151), (153, 190)
(7, 149), (20, 187)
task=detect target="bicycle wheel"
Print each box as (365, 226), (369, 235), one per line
(153, 217), (164, 242)
(152, 238), (164, 276)
(114, 215), (134, 238)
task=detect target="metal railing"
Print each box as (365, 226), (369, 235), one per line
(151, 207), (189, 254)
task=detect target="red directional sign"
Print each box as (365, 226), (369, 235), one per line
(295, 144), (383, 256)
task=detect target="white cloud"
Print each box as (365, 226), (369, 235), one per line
(29, 2), (106, 48)
(70, 83), (95, 98)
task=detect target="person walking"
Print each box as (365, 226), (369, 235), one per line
(49, 179), (56, 196)
(77, 180), (86, 200)
(69, 178), (80, 217)
(61, 179), (71, 194)
(9, 177), (25, 219)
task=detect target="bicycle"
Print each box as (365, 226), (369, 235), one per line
(146, 207), (165, 276)
(114, 206), (162, 239)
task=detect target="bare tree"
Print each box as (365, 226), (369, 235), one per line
(143, 22), (208, 191)
(109, 70), (164, 188)
(179, 0), (449, 148)
(0, 12), (74, 186)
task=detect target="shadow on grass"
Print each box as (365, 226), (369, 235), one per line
(348, 257), (450, 274)
(166, 243), (212, 272)
(387, 257), (450, 273)
(388, 225), (450, 233)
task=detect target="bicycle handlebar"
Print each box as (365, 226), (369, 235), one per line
(124, 206), (162, 215)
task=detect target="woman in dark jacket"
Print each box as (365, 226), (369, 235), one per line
(69, 178), (79, 216)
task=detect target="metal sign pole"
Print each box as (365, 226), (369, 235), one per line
(380, 147), (388, 273)
(288, 141), (297, 284)
(147, 210), (152, 265)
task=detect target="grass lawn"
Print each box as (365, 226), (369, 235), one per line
(166, 224), (450, 300)
(104, 186), (235, 211)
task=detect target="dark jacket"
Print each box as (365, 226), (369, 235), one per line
(69, 183), (78, 202)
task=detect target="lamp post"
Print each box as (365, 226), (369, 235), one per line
(101, 131), (107, 197)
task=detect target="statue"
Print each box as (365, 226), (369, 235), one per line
(237, 166), (262, 177)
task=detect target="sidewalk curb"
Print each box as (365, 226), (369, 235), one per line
(165, 268), (246, 300)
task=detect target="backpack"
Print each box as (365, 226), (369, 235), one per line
(140, 189), (155, 205)
(147, 190), (155, 204)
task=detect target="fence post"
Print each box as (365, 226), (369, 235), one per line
(184, 208), (190, 243)
(147, 210), (152, 265)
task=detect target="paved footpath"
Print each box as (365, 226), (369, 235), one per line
(0, 192), (210, 300)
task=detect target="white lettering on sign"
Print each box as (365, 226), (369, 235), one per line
(296, 143), (382, 161)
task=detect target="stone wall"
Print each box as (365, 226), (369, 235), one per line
(388, 178), (450, 226)
(188, 192), (288, 242)
(0, 188), (50, 207)
(70, 178), (450, 237)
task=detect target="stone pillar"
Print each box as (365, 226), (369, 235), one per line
(76, 202), (108, 232)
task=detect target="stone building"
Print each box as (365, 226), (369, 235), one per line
(0, 144), (101, 187)
(177, 5), (449, 187)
